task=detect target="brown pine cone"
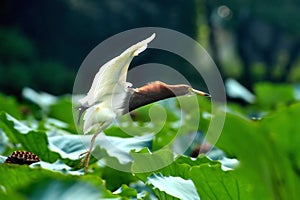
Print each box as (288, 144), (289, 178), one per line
(4, 150), (40, 165)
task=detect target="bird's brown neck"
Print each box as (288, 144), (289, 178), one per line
(123, 81), (190, 113)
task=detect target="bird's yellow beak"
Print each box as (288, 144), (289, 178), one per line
(189, 88), (211, 97)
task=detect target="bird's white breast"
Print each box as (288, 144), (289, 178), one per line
(83, 102), (117, 134)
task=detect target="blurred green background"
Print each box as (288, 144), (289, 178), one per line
(1, 0), (300, 96)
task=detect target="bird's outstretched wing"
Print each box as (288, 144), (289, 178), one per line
(79, 33), (156, 107)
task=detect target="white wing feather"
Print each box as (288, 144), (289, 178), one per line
(79, 33), (155, 107)
(79, 33), (155, 134)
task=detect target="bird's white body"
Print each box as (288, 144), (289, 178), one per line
(79, 33), (156, 134)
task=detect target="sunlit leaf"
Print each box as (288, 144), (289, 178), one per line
(0, 164), (117, 199)
(226, 78), (255, 103)
(131, 148), (174, 174)
(113, 184), (137, 198)
(190, 164), (244, 200)
(22, 88), (57, 111)
(146, 173), (199, 200)
(92, 134), (154, 166)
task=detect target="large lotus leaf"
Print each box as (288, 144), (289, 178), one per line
(190, 164), (245, 200)
(146, 173), (199, 200)
(0, 164), (117, 199)
(131, 147), (175, 174)
(133, 152), (219, 181)
(216, 103), (300, 199)
(260, 102), (300, 199)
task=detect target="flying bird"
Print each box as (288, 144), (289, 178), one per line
(78, 33), (210, 172)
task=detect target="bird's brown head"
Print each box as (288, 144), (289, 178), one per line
(126, 81), (211, 113)
(137, 81), (210, 97)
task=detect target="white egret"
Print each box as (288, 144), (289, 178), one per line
(78, 33), (210, 172)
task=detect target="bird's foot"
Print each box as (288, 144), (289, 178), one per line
(79, 151), (91, 173)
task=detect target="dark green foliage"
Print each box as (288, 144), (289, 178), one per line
(0, 0), (199, 96)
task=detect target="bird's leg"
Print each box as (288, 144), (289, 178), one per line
(80, 131), (101, 173)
